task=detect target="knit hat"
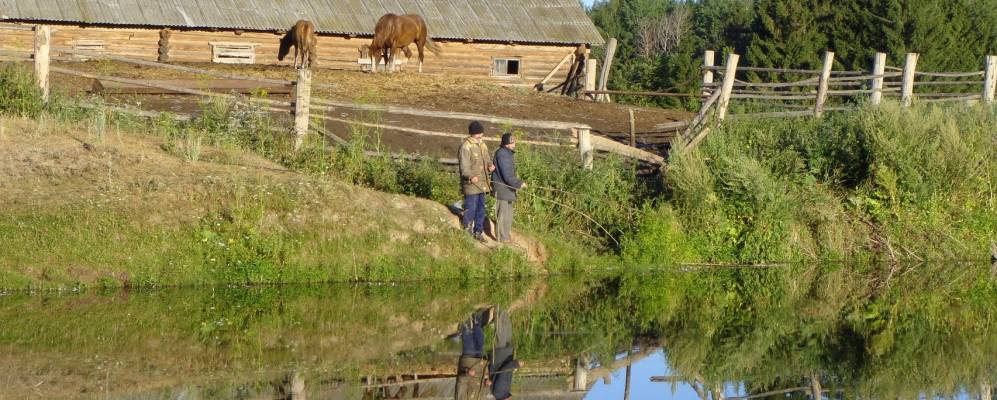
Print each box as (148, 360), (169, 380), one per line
(501, 133), (514, 146)
(468, 121), (484, 135)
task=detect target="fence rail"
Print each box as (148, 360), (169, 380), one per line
(676, 50), (997, 153)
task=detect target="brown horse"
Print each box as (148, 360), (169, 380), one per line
(278, 20), (317, 69)
(369, 14), (442, 73)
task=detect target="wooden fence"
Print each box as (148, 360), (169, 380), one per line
(678, 49), (997, 152)
(2, 24), (666, 169)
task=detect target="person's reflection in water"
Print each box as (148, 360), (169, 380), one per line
(488, 308), (519, 400)
(454, 306), (520, 400)
(455, 307), (491, 400)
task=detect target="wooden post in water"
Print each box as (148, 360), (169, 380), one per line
(703, 50), (715, 97)
(717, 53), (740, 121)
(628, 108), (636, 147)
(983, 55), (997, 104)
(597, 38), (618, 102)
(901, 53), (919, 107)
(810, 373), (823, 400)
(585, 59), (598, 101)
(33, 25), (51, 103)
(576, 127), (593, 170)
(572, 357), (589, 391)
(870, 52), (887, 105)
(293, 68), (313, 151)
(982, 382), (993, 400)
(814, 51), (835, 117)
(623, 344), (633, 400)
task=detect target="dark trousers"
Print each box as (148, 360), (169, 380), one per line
(459, 310), (486, 358)
(462, 193), (486, 235)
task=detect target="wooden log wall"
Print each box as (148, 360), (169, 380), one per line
(0, 23), (578, 85)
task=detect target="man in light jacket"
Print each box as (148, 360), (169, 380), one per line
(458, 121), (495, 241)
(491, 133), (527, 243)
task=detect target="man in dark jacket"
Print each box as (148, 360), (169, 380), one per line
(491, 133), (527, 243)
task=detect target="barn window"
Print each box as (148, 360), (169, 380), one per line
(71, 40), (106, 61)
(209, 42), (259, 64)
(492, 58), (522, 77)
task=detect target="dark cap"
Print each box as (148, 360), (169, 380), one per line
(468, 121), (484, 135)
(501, 133), (514, 146)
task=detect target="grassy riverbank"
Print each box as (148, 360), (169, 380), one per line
(1, 61), (995, 289)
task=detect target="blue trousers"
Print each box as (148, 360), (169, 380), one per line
(462, 193), (486, 235)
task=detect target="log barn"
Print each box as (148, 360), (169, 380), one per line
(0, 0), (604, 85)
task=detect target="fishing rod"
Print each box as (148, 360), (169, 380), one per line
(490, 180), (622, 248)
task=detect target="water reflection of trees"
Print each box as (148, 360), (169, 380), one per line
(518, 264), (997, 399)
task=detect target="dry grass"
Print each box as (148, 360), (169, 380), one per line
(0, 115), (541, 289)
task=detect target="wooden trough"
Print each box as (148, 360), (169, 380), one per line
(91, 78), (293, 95)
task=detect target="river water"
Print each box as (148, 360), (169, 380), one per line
(1, 263), (994, 399)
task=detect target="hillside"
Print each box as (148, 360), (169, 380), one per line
(0, 116), (546, 289)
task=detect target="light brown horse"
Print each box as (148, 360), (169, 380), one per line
(278, 20), (317, 69)
(369, 14), (442, 73)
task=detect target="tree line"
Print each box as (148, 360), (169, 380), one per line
(587, 0), (997, 109)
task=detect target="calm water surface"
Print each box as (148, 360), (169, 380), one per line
(1, 264), (995, 399)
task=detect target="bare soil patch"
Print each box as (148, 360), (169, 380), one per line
(51, 61), (691, 157)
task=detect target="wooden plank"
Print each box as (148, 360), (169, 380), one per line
(50, 66), (292, 108)
(915, 70), (984, 78)
(581, 89), (695, 97)
(590, 135), (664, 165)
(52, 47), (294, 85)
(730, 110), (815, 119)
(732, 94), (813, 100)
(92, 78), (293, 94)
(871, 52), (886, 105)
(309, 111), (565, 147)
(717, 53), (740, 121)
(597, 38), (617, 102)
(310, 97), (587, 131)
(901, 53), (919, 106)
(0, 24), (36, 32)
(984, 55), (997, 103)
(535, 51), (574, 89)
(815, 51), (835, 117)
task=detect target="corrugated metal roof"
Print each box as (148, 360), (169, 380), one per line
(0, 0), (605, 44)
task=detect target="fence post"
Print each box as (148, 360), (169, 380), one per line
(870, 52), (887, 105)
(33, 25), (51, 103)
(628, 108), (636, 147)
(983, 55), (997, 104)
(810, 374), (823, 400)
(717, 53), (740, 121)
(814, 51), (835, 117)
(901, 53), (919, 107)
(703, 50), (715, 97)
(576, 127), (593, 170)
(293, 68), (312, 151)
(584, 59), (597, 101)
(982, 381), (992, 400)
(597, 38), (617, 102)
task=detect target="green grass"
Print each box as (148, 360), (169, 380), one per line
(2, 61), (996, 289)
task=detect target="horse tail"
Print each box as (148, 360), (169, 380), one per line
(277, 32), (293, 61)
(426, 37), (442, 57)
